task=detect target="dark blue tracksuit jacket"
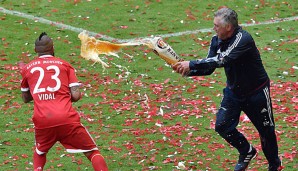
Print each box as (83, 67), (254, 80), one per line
(188, 26), (269, 96)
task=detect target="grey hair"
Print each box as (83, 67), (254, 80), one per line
(214, 8), (238, 28)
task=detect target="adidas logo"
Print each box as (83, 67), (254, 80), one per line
(261, 108), (267, 113)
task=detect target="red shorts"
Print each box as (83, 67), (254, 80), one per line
(34, 123), (98, 154)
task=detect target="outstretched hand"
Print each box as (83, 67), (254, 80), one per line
(172, 61), (190, 76)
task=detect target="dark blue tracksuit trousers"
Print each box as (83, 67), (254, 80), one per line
(215, 82), (280, 165)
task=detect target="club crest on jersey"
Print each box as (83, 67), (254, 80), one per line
(157, 39), (167, 49)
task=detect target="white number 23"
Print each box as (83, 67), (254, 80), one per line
(30, 65), (61, 94)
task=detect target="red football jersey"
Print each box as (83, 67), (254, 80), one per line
(21, 55), (81, 129)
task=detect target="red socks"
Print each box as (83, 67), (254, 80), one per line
(33, 150), (108, 171)
(33, 151), (46, 171)
(87, 150), (108, 171)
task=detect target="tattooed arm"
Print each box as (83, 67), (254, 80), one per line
(70, 85), (81, 102)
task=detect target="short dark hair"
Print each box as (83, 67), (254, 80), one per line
(214, 8), (238, 28)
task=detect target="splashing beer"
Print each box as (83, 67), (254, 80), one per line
(144, 37), (183, 65)
(78, 30), (142, 68)
(78, 30), (182, 69)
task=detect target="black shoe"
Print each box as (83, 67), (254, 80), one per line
(268, 160), (283, 171)
(234, 145), (258, 171)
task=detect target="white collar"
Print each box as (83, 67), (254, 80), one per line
(39, 55), (53, 58)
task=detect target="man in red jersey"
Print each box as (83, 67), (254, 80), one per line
(21, 32), (108, 171)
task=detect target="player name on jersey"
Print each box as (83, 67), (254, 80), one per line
(38, 93), (56, 100)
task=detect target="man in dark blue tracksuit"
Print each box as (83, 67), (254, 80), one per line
(173, 8), (282, 171)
